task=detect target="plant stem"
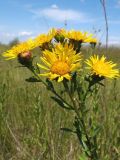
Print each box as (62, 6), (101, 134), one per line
(63, 80), (99, 159)
(28, 66), (73, 109)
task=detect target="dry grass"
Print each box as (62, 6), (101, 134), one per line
(0, 44), (120, 160)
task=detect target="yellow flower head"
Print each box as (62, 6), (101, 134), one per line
(37, 43), (82, 82)
(86, 55), (119, 78)
(63, 30), (84, 41)
(3, 39), (34, 60)
(34, 28), (56, 48)
(83, 33), (98, 43)
(62, 30), (98, 44)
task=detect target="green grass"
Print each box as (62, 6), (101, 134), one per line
(0, 45), (120, 160)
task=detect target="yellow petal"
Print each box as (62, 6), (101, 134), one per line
(37, 63), (49, 70)
(58, 76), (63, 82)
(63, 74), (71, 80)
(50, 74), (59, 80)
(38, 73), (50, 76)
(40, 57), (51, 67)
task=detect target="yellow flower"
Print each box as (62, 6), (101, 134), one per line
(86, 55), (119, 78)
(34, 28), (56, 48)
(3, 39), (34, 60)
(37, 43), (82, 82)
(63, 30), (84, 41)
(63, 30), (97, 44)
(83, 33), (97, 43)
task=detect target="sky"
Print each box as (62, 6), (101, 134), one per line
(0, 0), (120, 45)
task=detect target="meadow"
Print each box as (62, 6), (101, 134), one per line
(0, 42), (120, 160)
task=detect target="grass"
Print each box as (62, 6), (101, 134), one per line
(0, 44), (120, 160)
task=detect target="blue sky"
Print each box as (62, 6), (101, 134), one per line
(0, 0), (120, 45)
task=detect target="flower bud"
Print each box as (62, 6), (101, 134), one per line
(18, 51), (32, 66)
(55, 28), (65, 43)
(56, 29), (63, 34)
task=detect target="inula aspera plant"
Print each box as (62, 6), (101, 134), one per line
(2, 28), (120, 160)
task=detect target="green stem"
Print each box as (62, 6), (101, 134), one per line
(28, 66), (73, 109)
(63, 80), (80, 117)
(63, 80), (99, 159)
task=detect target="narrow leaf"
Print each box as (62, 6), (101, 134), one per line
(25, 77), (41, 82)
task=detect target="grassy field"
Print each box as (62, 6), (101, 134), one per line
(0, 43), (120, 160)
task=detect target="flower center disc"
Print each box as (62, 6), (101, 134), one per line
(51, 61), (70, 75)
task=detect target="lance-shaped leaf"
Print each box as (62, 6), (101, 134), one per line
(51, 96), (73, 110)
(60, 128), (75, 133)
(25, 77), (42, 82)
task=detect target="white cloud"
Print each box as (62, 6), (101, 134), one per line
(41, 8), (83, 21)
(51, 4), (59, 9)
(0, 31), (34, 44)
(0, 32), (16, 44)
(2, 33), (15, 38)
(29, 7), (94, 23)
(18, 31), (33, 36)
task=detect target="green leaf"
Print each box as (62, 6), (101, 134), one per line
(98, 82), (104, 86)
(79, 153), (88, 160)
(25, 77), (41, 82)
(60, 128), (75, 133)
(93, 125), (102, 137)
(51, 96), (72, 110)
(46, 79), (54, 91)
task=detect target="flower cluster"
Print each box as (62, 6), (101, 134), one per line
(2, 28), (119, 81)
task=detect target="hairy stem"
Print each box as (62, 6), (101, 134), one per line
(63, 80), (99, 159)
